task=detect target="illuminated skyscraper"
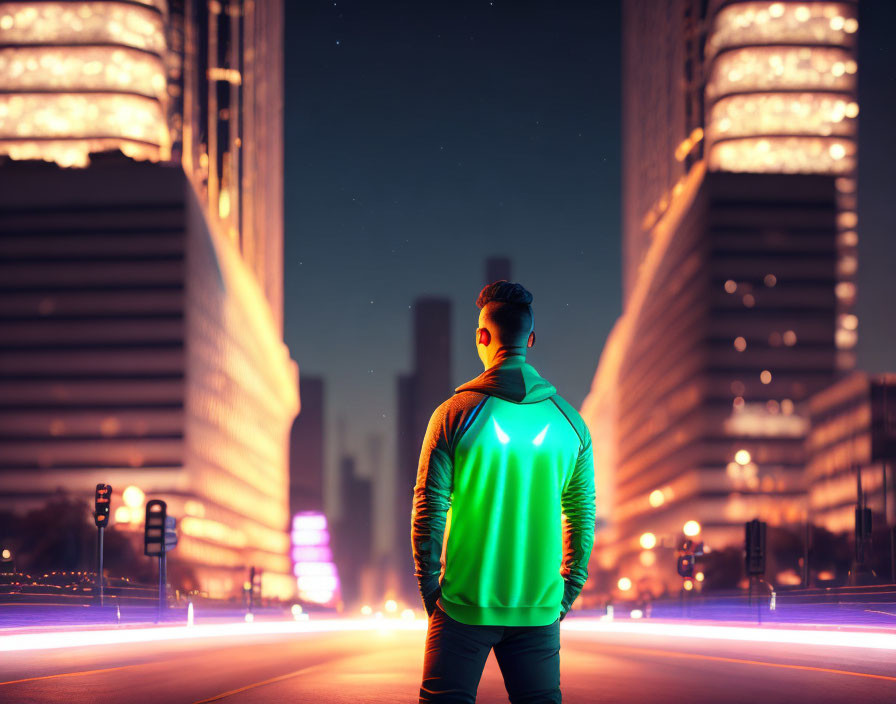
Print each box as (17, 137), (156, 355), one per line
(0, 0), (298, 598)
(583, 0), (858, 588)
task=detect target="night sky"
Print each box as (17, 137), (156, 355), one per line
(282, 1), (895, 539)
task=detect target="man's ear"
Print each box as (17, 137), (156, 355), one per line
(527, 330), (536, 348)
(478, 328), (491, 346)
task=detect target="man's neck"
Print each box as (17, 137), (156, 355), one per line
(485, 348), (526, 370)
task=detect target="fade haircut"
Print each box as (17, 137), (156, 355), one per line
(476, 280), (534, 346)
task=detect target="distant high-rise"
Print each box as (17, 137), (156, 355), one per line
(485, 257), (512, 286)
(0, 1), (298, 598)
(333, 454), (372, 608)
(290, 376), (325, 517)
(395, 297), (452, 600)
(582, 0), (858, 588)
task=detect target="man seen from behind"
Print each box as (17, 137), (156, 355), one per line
(412, 280), (597, 703)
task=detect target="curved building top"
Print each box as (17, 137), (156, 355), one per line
(704, 1), (858, 174)
(0, 1), (171, 167)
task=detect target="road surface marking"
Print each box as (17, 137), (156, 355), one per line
(190, 664), (324, 703)
(0, 664), (140, 687)
(594, 643), (896, 683)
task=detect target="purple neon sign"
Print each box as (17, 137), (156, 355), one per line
(291, 511), (340, 605)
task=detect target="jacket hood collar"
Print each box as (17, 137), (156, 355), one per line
(455, 354), (556, 403)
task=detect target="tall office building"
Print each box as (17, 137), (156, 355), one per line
(0, 1), (298, 598)
(485, 257), (512, 286)
(333, 454), (372, 608)
(290, 376), (325, 517)
(582, 0), (858, 588)
(395, 297), (452, 601)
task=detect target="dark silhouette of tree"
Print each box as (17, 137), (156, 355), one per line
(0, 491), (194, 591)
(700, 546), (742, 591)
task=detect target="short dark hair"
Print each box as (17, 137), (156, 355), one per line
(476, 280), (534, 345)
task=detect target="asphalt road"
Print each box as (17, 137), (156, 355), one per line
(2, 620), (895, 703)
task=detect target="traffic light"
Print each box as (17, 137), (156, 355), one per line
(677, 553), (695, 578)
(94, 484), (112, 527)
(745, 519), (767, 576)
(145, 500), (167, 557)
(164, 515), (178, 552)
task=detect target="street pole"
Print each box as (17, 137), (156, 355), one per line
(97, 525), (104, 606)
(802, 517), (810, 588)
(158, 554), (167, 622)
(93, 483), (112, 605)
(855, 461), (864, 569)
(248, 566), (255, 614)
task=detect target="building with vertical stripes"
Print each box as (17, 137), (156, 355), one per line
(0, 0), (298, 598)
(582, 0), (859, 592)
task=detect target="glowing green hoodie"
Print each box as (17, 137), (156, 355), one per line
(412, 354), (596, 627)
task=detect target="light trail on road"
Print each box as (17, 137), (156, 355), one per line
(1, 623), (894, 704)
(563, 617), (896, 650)
(3, 615), (896, 654)
(0, 617), (425, 652)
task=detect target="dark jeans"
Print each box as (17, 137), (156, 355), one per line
(419, 603), (561, 703)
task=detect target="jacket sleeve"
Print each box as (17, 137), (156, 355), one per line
(411, 400), (454, 603)
(560, 424), (596, 616)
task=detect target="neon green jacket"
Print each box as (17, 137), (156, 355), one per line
(412, 354), (596, 626)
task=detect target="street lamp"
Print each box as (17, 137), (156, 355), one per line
(617, 577), (632, 591)
(122, 485), (145, 509)
(683, 520), (701, 537)
(1, 548), (14, 573)
(639, 532), (657, 550)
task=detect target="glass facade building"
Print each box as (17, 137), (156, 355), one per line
(0, 0), (297, 598)
(583, 0), (858, 591)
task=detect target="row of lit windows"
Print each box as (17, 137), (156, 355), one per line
(0, 94), (167, 167)
(708, 93), (856, 141)
(807, 402), (872, 453)
(708, 136), (855, 174)
(806, 433), (872, 479)
(707, 2), (857, 58)
(187, 420), (288, 510)
(614, 472), (807, 528)
(808, 457), (883, 509)
(0, 2), (166, 53)
(707, 46), (855, 98)
(0, 47), (166, 98)
(723, 401), (808, 438)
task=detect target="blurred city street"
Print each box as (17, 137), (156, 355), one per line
(3, 1), (896, 702)
(2, 619), (895, 704)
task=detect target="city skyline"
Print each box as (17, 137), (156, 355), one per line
(282, 1), (896, 543)
(2, 3), (896, 700)
(0, 0), (894, 606)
